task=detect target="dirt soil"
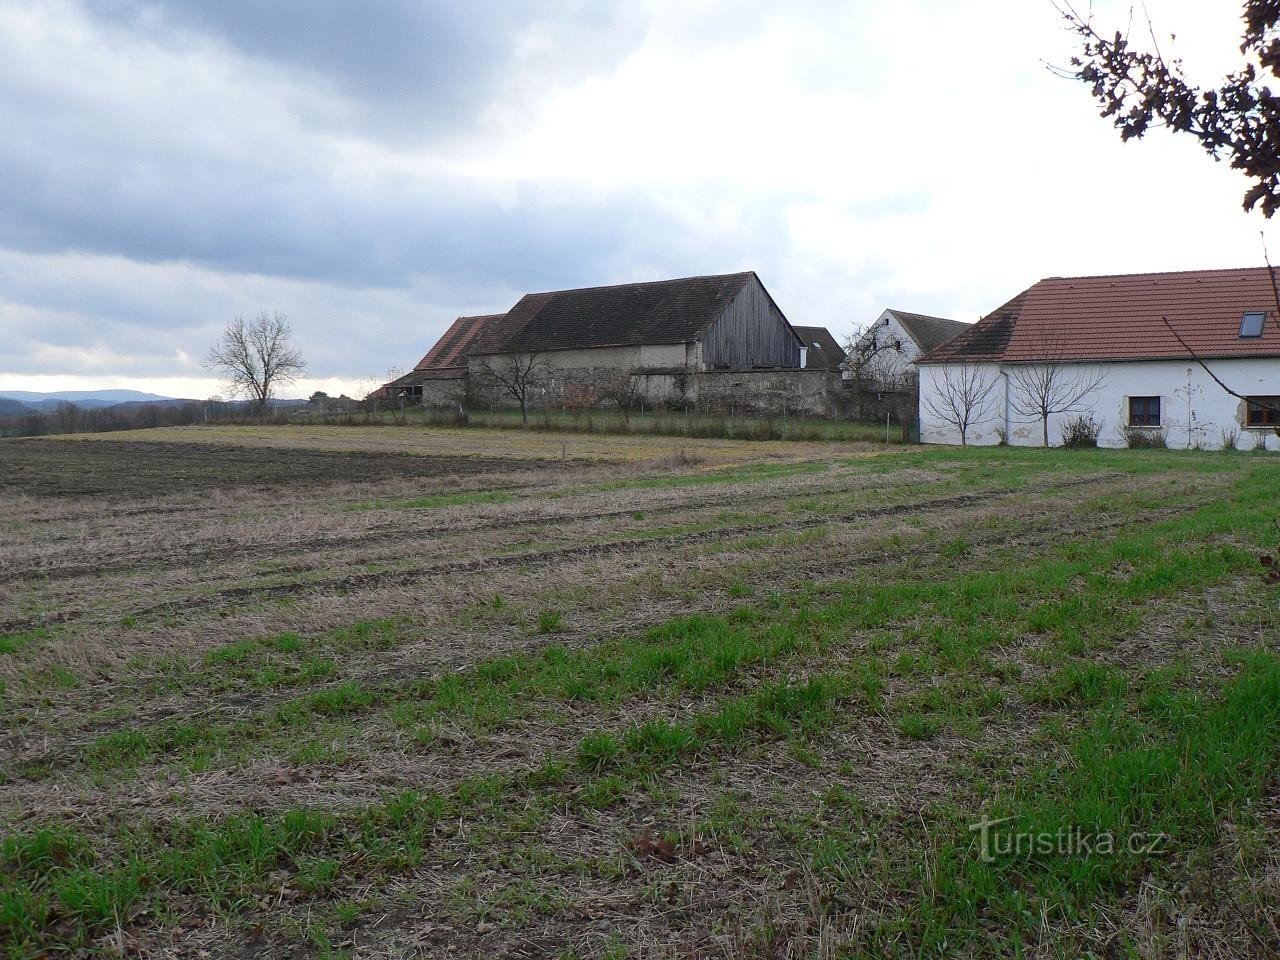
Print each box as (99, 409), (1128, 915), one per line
(0, 439), (564, 499)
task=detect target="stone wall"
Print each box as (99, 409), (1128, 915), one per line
(420, 375), (467, 408)
(464, 362), (844, 417)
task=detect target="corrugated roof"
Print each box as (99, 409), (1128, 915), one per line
(920, 267), (1280, 363)
(473, 272), (757, 355)
(886, 310), (969, 352)
(792, 325), (846, 369)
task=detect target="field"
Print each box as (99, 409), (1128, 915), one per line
(2, 425), (1279, 958)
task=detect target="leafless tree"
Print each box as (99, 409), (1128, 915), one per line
(1007, 360), (1106, 447)
(591, 372), (645, 425)
(843, 321), (908, 389)
(476, 352), (551, 425)
(206, 312), (306, 411)
(922, 362), (1000, 446)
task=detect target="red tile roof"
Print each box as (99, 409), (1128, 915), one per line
(414, 314), (503, 371)
(921, 267), (1280, 363)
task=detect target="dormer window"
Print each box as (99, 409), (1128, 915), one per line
(1240, 311), (1266, 338)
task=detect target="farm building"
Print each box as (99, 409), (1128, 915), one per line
(792, 325), (847, 370)
(848, 309), (969, 387)
(382, 272), (847, 414)
(466, 271), (804, 373)
(917, 266), (1280, 449)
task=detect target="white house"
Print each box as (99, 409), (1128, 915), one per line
(850, 309), (969, 386)
(916, 267), (1280, 450)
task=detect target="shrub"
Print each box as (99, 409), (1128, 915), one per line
(1060, 415), (1101, 448)
(1121, 425), (1167, 449)
(1220, 427), (1240, 451)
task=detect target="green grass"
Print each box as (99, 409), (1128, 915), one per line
(5, 452), (1278, 955)
(56, 462), (1275, 778)
(867, 650), (1280, 955)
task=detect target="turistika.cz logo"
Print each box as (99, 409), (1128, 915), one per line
(969, 815), (1168, 863)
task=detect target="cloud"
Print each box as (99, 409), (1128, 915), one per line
(78, 0), (648, 138)
(0, 0), (1276, 395)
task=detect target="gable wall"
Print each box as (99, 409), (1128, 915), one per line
(853, 311), (922, 385)
(700, 276), (800, 369)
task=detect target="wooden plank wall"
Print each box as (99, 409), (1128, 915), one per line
(700, 277), (801, 369)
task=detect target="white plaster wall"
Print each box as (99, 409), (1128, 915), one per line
(852, 311), (922, 385)
(469, 343), (688, 374)
(919, 358), (1280, 449)
(638, 343), (687, 368)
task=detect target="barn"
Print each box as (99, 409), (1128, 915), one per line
(379, 272), (842, 413)
(466, 271), (804, 374)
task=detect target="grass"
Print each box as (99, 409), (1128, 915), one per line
(311, 405), (909, 444)
(50, 462), (1269, 779)
(4, 429), (1279, 957)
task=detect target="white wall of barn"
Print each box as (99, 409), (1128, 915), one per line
(918, 357), (1280, 449)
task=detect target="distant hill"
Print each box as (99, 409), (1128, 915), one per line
(0, 390), (310, 416)
(0, 389), (178, 410)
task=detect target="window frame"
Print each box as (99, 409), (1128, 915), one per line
(1245, 396), (1280, 428)
(1240, 311), (1267, 338)
(1128, 395), (1161, 428)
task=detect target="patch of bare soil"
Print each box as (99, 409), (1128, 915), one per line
(0, 439), (567, 499)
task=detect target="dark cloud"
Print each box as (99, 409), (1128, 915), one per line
(0, 1), (817, 383)
(0, 1), (678, 296)
(80, 0), (647, 136)
(0, 139), (688, 294)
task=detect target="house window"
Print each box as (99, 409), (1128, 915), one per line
(1246, 396), (1280, 427)
(1128, 396), (1161, 427)
(1240, 311), (1266, 338)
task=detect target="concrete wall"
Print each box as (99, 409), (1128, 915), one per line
(919, 357), (1280, 449)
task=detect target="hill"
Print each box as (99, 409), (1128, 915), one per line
(0, 389), (178, 410)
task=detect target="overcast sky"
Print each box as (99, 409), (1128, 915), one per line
(0, 0), (1272, 399)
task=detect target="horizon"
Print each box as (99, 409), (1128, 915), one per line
(1, 0), (1272, 397)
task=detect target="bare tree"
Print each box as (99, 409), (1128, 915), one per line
(476, 352), (550, 425)
(843, 321), (907, 389)
(206, 312), (306, 411)
(592, 372), (645, 425)
(922, 362), (999, 446)
(1007, 361), (1106, 447)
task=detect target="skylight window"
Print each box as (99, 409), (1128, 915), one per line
(1240, 311), (1266, 338)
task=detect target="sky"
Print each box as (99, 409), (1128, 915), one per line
(0, 0), (1273, 400)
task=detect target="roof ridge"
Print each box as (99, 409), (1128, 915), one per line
(520, 271), (756, 299)
(887, 308), (963, 323)
(1038, 265), (1274, 283)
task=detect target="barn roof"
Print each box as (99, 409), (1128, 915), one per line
(792, 325), (846, 369)
(886, 310), (969, 352)
(471, 272), (759, 355)
(919, 267), (1280, 364)
(415, 314), (503, 371)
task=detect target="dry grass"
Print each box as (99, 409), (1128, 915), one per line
(2, 427), (1278, 959)
(43, 423), (880, 465)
